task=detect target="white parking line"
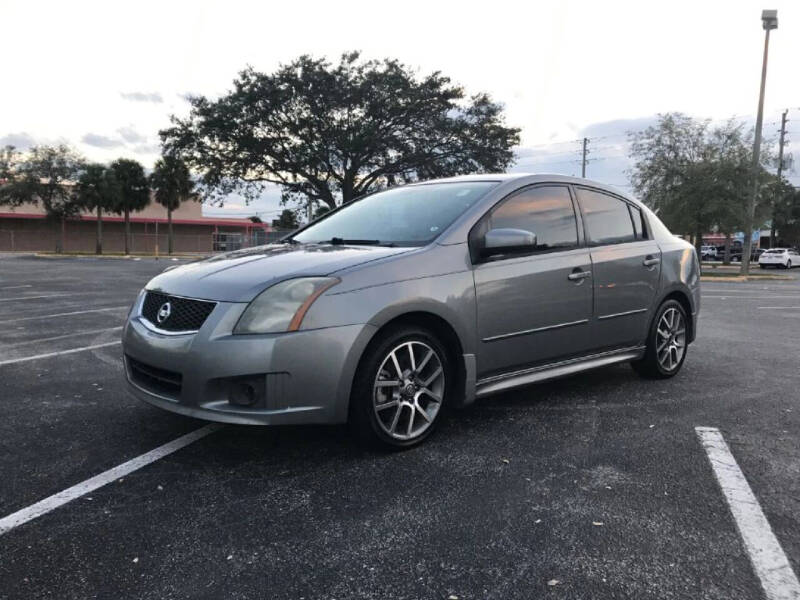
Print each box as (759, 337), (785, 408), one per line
(0, 424), (223, 536)
(0, 341), (121, 367)
(696, 427), (800, 600)
(0, 306), (128, 324)
(0, 284), (33, 290)
(7, 326), (123, 347)
(0, 294), (77, 302)
(758, 306), (800, 310)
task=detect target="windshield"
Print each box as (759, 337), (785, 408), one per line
(292, 181), (497, 247)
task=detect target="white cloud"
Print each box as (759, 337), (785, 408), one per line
(81, 133), (124, 149)
(117, 126), (146, 144)
(0, 132), (36, 150)
(120, 92), (163, 103)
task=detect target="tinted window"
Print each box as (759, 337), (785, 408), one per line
(293, 182), (496, 247)
(628, 205), (648, 240)
(489, 186), (578, 252)
(577, 188), (636, 245)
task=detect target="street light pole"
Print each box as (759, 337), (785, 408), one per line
(741, 10), (778, 275)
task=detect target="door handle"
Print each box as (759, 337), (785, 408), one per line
(568, 270), (592, 281)
(643, 256), (660, 267)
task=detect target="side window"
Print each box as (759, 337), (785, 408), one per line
(489, 186), (578, 252)
(577, 188), (636, 246)
(628, 205), (649, 240)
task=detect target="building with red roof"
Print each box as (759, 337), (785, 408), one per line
(0, 199), (271, 254)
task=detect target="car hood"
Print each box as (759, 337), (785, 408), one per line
(146, 243), (412, 302)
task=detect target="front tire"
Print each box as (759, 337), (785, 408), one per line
(349, 325), (452, 449)
(631, 300), (689, 379)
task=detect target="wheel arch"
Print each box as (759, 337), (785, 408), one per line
(656, 289), (695, 343)
(346, 310), (472, 421)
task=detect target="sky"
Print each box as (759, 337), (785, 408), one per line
(3, 0), (800, 219)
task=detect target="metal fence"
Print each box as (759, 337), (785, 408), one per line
(211, 229), (288, 252)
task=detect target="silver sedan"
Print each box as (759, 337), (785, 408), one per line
(123, 174), (700, 448)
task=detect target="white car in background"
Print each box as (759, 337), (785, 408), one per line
(700, 245), (718, 261)
(759, 248), (800, 269)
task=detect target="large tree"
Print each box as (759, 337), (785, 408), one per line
(110, 158), (149, 255)
(77, 163), (120, 255)
(149, 155), (197, 255)
(0, 146), (20, 187)
(629, 114), (773, 257)
(161, 52), (520, 210)
(1, 145), (84, 253)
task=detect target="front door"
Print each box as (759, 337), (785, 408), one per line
(574, 186), (661, 350)
(472, 185), (593, 377)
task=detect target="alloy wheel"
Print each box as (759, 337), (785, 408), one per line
(372, 341), (445, 441)
(656, 307), (686, 372)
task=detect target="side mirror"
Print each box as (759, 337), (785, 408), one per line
(482, 228), (537, 257)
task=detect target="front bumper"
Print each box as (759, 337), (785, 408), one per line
(122, 299), (376, 425)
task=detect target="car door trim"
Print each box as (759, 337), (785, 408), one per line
(475, 345), (645, 397)
(597, 307), (649, 321)
(481, 318), (589, 343)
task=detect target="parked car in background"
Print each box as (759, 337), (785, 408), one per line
(701, 245), (718, 261)
(730, 248), (764, 263)
(759, 248), (800, 269)
(123, 174), (700, 448)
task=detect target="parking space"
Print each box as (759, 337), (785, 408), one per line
(1, 256), (799, 599)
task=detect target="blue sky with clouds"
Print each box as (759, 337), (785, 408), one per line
(2, 0), (799, 220)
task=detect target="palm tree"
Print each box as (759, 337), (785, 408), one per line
(76, 163), (120, 254)
(110, 158), (149, 255)
(149, 155), (197, 255)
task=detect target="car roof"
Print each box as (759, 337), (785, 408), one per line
(412, 172), (638, 203)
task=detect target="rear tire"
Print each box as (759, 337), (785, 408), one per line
(349, 325), (452, 449)
(631, 300), (689, 379)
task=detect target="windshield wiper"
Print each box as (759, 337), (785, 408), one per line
(280, 238), (300, 244)
(327, 237), (393, 246)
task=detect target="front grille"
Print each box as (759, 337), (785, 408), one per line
(141, 291), (216, 332)
(126, 355), (182, 398)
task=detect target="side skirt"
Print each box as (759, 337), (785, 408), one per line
(475, 346), (645, 398)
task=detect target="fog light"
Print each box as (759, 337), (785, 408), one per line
(229, 382), (257, 407)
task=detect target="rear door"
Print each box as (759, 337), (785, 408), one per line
(574, 187), (661, 351)
(471, 184), (593, 376)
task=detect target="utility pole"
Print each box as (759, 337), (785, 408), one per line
(581, 137), (588, 178)
(307, 198), (313, 224)
(741, 10), (778, 275)
(770, 109), (789, 248)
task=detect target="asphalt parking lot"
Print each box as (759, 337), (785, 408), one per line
(1, 255), (799, 600)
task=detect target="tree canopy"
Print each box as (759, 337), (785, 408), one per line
(271, 208), (299, 230)
(110, 158), (149, 215)
(772, 184), (800, 247)
(629, 113), (774, 248)
(161, 52), (521, 210)
(0, 144), (84, 218)
(77, 163), (120, 214)
(149, 155), (197, 211)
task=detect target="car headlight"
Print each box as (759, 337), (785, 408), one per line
(128, 289), (146, 318)
(234, 277), (340, 334)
